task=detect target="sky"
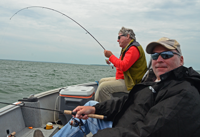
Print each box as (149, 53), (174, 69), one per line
(0, 0), (200, 69)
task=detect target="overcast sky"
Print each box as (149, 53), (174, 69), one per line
(0, 0), (200, 69)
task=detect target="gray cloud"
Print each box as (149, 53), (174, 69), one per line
(0, 0), (200, 69)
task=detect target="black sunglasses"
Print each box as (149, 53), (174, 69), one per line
(118, 35), (126, 40)
(151, 51), (181, 60)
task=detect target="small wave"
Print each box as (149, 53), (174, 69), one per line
(0, 60), (115, 108)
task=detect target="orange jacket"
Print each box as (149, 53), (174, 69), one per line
(109, 46), (140, 80)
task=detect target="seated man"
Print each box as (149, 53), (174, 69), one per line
(53, 37), (200, 137)
(95, 26), (147, 102)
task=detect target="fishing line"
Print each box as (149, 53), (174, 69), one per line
(10, 6), (105, 50)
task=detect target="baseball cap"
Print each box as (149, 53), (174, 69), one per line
(146, 37), (182, 55)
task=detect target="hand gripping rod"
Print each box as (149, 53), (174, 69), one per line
(64, 110), (107, 120)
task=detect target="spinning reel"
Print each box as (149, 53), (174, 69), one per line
(69, 117), (84, 128)
(69, 117), (86, 137)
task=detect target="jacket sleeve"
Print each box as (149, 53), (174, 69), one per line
(109, 46), (139, 72)
(94, 95), (128, 121)
(93, 85), (200, 137)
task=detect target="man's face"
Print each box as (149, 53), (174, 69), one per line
(152, 45), (184, 80)
(117, 33), (129, 48)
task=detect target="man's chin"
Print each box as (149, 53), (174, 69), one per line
(156, 68), (168, 76)
(156, 67), (168, 71)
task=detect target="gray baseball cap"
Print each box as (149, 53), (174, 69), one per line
(146, 37), (182, 55)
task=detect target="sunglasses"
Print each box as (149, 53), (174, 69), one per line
(151, 51), (181, 60)
(118, 35), (126, 40)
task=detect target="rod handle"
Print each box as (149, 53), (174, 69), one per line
(64, 110), (73, 115)
(64, 110), (105, 120)
(87, 114), (104, 119)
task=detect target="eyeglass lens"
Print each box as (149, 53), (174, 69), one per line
(118, 35), (125, 40)
(151, 51), (175, 60)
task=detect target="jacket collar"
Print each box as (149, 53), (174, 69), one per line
(160, 66), (200, 82)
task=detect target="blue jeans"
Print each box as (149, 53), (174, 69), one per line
(53, 101), (113, 137)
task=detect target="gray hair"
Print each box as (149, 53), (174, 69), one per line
(119, 27), (136, 40)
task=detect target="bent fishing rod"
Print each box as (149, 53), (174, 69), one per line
(10, 6), (105, 50)
(0, 101), (107, 120)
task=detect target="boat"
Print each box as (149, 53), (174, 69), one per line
(0, 81), (128, 137)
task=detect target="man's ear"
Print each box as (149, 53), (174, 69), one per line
(127, 34), (130, 39)
(180, 56), (184, 66)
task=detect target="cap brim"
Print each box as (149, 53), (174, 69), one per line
(146, 41), (176, 54)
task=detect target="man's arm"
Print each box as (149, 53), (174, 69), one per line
(94, 95), (128, 121)
(109, 46), (139, 72)
(72, 95), (128, 120)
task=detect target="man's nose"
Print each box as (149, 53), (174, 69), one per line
(156, 55), (164, 61)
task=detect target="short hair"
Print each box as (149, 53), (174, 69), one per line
(119, 27), (136, 40)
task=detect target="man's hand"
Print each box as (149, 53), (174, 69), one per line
(104, 50), (113, 58)
(105, 59), (111, 64)
(73, 106), (96, 119)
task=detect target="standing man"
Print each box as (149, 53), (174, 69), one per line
(52, 37), (200, 137)
(95, 27), (147, 102)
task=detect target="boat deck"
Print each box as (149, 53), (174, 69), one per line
(16, 124), (60, 137)
(16, 124), (93, 137)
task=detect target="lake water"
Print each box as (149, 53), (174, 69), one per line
(0, 59), (115, 108)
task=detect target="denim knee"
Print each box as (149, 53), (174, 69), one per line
(84, 100), (99, 106)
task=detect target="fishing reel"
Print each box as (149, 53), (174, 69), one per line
(69, 118), (86, 137)
(69, 117), (84, 128)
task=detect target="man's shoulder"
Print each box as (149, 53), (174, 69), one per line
(187, 67), (200, 77)
(160, 66), (200, 95)
(128, 46), (138, 51)
(160, 66), (200, 81)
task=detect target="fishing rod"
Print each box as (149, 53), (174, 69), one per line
(0, 101), (62, 113)
(0, 101), (107, 120)
(10, 6), (106, 50)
